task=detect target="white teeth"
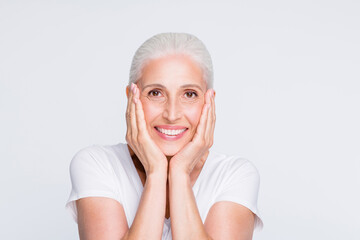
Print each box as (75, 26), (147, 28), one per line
(156, 127), (186, 136)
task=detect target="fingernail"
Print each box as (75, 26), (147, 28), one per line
(134, 97), (138, 104)
(130, 83), (134, 91)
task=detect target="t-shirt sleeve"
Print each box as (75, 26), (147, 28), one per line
(213, 159), (263, 230)
(65, 146), (121, 223)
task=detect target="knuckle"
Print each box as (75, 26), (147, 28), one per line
(126, 112), (131, 119)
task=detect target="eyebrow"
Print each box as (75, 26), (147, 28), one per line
(142, 84), (165, 90)
(142, 83), (204, 91)
(180, 84), (204, 91)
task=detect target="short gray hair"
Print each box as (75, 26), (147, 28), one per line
(129, 33), (214, 88)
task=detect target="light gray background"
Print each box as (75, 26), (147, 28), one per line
(1, 0), (359, 239)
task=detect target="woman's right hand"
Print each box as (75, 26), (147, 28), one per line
(126, 83), (168, 175)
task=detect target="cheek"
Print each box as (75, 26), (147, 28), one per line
(141, 99), (162, 124)
(185, 103), (203, 127)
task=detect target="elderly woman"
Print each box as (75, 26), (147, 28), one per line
(66, 33), (263, 239)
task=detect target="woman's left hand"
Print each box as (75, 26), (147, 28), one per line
(169, 89), (216, 175)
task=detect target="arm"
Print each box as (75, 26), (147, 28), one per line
(76, 84), (168, 240)
(169, 165), (210, 239)
(169, 90), (256, 239)
(124, 169), (167, 239)
(168, 169), (256, 240)
(76, 169), (167, 240)
(76, 197), (128, 240)
(204, 201), (255, 240)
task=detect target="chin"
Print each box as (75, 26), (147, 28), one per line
(158, 143), (184, 157)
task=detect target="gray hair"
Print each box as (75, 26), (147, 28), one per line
(129, 33), (214, 88)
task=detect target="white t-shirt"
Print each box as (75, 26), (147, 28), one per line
(66, 143), (263, 239)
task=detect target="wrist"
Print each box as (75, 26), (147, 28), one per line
(145, 169), (168, 188)
(168, 167), (190, 187)
(168, 162), (190, 178)
(146, 170), (168, 181)
(146, 161), (168, 176)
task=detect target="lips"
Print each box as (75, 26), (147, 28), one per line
(154, 125), (188, 140)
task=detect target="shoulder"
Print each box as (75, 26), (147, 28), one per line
(207, 151), (263, 230)
(206, 151), (260, 183)
(69, 143), (127, 176)
(70, 145), (108, 171)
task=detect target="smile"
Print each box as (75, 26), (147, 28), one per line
(155, 127), (187, 136)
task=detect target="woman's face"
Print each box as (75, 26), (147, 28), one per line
(136, 54), (207, 156)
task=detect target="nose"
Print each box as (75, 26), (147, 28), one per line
(162, 97), (182, 122)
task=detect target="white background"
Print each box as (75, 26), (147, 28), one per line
(1, 0), (359, 239)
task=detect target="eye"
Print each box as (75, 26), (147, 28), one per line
(184, 91), (198, 99)
(148, 89), (162, 97)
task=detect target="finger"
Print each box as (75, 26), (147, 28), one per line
(209, 90), (216, 145)
(126, 83), (135, 110)
(211, 89), (216, 120)
(194, 90), (211, 141)
(204, 90), (214, 137)
(130, 85), (138, 139)
(134, 85), (148, 134)
(126, 83), (135, 136)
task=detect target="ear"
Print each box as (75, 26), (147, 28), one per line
(205, 89), (213, 104)
(207, 89), (216, 98)
(126, 85), (130, 98)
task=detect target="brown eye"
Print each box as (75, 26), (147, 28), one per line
(184, 91), (198, 99)
(148, 90), (162, 97)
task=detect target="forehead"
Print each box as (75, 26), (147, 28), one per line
(138, 55), (207, 90)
